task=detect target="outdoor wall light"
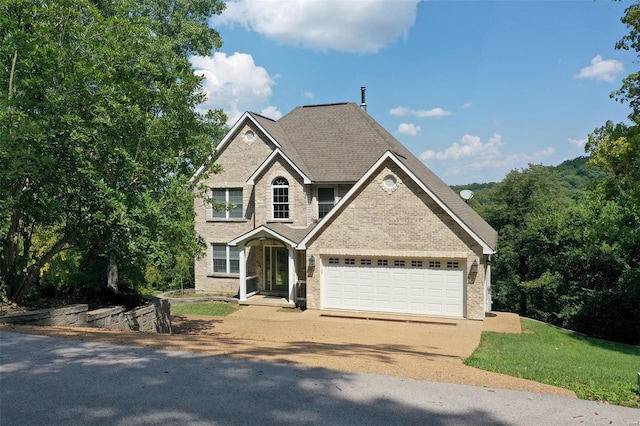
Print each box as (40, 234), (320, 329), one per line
(470, 259), (478, 273)
(308, 255), (316, 268)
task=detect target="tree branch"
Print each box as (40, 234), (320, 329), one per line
(8, 50), (17, 99)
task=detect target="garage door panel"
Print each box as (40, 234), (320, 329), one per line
(392, 286), (407, 296)
(360, 298), (374, 308)
(393, 271), (408, 281)
(375, 285), (391, 296)
(392, 300), (408, 309)
(344, 285), (358, 294)
(360, 271), (374, 280)
(377, 271), (390, 280)
(445, 288), (460, 297)
(323, 259), (464, 317)
(410, 287), (425, 297)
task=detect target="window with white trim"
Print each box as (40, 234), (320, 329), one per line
(272, 177), (289, 219)
(318, 188), (335, 219)
(212, 244), (240, 274)
(212, 189), (243, 219)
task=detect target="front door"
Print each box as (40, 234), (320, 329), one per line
(264, 247), (289, 292)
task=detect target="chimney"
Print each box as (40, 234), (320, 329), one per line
(360, 86), (367, 112)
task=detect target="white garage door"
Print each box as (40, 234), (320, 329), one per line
(323, 257), (464, 317)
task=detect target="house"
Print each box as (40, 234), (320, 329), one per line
(192, 99), (497, 320)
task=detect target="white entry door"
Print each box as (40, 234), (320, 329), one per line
(322, 257), (464, 317)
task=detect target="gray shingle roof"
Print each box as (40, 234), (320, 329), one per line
(263, 223), (317, 245)
(250, 102), (497, 251)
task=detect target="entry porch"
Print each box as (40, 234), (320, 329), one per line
(229, 225), (313, 308)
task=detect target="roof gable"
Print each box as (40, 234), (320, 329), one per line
(190, 112), (282, 183)
(246, 148), (312, 185)
(299, 151), (497, 254)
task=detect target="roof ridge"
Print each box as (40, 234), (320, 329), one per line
(301, 102), (350, 108)
(248, 111), (276, 122)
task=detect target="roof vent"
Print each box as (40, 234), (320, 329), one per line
(360, 86), (367, 112)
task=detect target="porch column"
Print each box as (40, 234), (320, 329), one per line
(239, 247), (247, 301)
(485, 257), (492, 311)
(287, 247), (296, 305)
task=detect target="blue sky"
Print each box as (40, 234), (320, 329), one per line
(191, 0), (634, 185)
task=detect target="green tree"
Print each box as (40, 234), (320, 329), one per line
(483, 164), (573, 319)
(582, 0), (640, 344)
(0, 0), (226, 304)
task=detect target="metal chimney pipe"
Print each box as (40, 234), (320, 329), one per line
(360, 86), (367, 112)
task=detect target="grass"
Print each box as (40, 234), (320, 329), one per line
(171, 302), (239, 316)
(465, 318), (640, 408)
(165, 291), (235, 298)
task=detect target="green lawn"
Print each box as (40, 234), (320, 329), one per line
(465, 318), (640, 408)
(171, 302), (238, 316)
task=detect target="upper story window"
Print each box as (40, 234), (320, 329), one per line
(318, 188), (335, 219)
(212, 188), (243, 219)
(272, 177), (289, 219)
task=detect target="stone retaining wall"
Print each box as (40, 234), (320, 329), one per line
(0, 299), (171, 333)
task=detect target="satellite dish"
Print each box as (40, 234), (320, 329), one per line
(460, 189), (474, 201)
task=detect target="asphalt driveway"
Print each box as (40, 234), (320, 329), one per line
(2, 307), (571, 396)
(1, 330), (638, 426)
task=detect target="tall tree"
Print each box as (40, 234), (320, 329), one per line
(0, 0), (226, 304)
(582, 0), (640, 344)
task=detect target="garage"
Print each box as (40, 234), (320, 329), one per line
(322, 257), (464, 317)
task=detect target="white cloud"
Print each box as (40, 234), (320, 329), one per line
(568, 137), (586, 149)
(574, 55), (624, 82)
(390, 106), (452, 118)
(396, 123), (421, 136)
(419, 134), (556, 181)
(415, 107), (451, 118)
(534, 147), (556, 157)
(420, 133), (503, 161)
(461, 102), (473, 109)
(191, 52), (277, 125)
(303, 91), (315, 99)
(260, 105), (282, 120)
(212, 0), (421, 53)
(389, 106), (412, 116)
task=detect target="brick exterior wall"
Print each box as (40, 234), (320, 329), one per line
(304, 160), (487, 320)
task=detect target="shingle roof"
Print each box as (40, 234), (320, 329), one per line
(249, 102), (497, 251)
(264, 223), (316, 245)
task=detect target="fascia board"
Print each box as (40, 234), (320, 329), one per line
(228, 226), (298, 248)
(298, 151), (494, 254)
(190, 113), (281, 183)
(246, 148), (312, 185)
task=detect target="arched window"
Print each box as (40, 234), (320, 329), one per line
(272, 177), (289, 219)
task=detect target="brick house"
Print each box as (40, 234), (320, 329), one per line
(192, 101), (497, 320)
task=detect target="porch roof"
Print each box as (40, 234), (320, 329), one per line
(228, 223), (317, 248)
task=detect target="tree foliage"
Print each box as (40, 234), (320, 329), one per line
(480, 161), (639, 344)
(480, 1), (640, 344)
(1, 0), (226, 304)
